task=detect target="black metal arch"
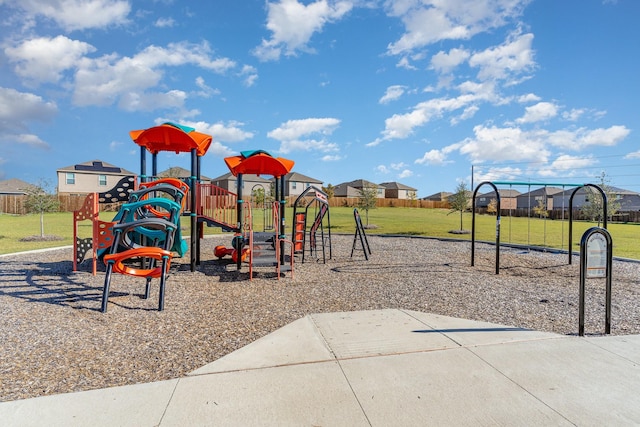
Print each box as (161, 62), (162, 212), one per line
(568, 183), (607, 264)
(471, 181), (501, 275)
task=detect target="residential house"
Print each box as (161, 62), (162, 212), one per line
(553, 186), (640, 212)
(379, 182), (417, 200)
(211, 172), (272, 197)
(334, 179), (386, 198)
(158, 166), (212, 184)
(0, 178), (35, 195)
(516, 187), (563, 210)
(422, 191), (452, 202)
(57, 160), (136, 195)
(279, 172), (324, 197)
(475, 189), (520, 210)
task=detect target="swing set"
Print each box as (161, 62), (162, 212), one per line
(471, 180), (607, 274)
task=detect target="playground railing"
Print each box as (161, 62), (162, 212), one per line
(197, 183), (238, 230)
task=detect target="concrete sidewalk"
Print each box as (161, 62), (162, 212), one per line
(2, 309), (640, 426)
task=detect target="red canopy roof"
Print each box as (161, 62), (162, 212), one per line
(224, 151), (294, 178)
(130, 123), (212, 156)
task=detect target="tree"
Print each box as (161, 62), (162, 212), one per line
(448, 181), (470, 231)
(23, 179), (61, 238)
(357, 186), (378, 227)
(252, 187), (266, 207)
(533, 199), (548, 218)
(580, 171), (622, 226)
(322, 183), (335, 199)
(487, 198), (498, 215)
(408, 190), (417, 207)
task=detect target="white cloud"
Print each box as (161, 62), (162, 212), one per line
(469, 31), (535, 82)
(536, 155), (596, 177)
(253, 0), (353, 61)
(445, 124), (630, 166)
(155, 17), (175, 28)
(194, 77), (220, 98)
(119, 90), (187, 112)
(398, 169), (414, 178)
(385, 0), (531, 55)
(450, 105), (479, 125)
(72, 41), (236, 109)
(5, 35), (96, 85)
(239, 65), (258, 87)
(268, 117), (341, 153)
(396, 56), (417, 70)
(415, 149), (449, 165)
(546, 125), (630, 150)
(376, 165), (390, 173)
(516, 101), (558, 123)
(210, 122), (255, 143)
(0, 87), (57, 134)
(379, 85), (407, 104)
(268, 117), (340, 140)
(562, 108), (585, 121)
(474, 166), (522, 182)
(376, 92), (489, 141)
(14, 0), (131, 31)
(430, 47), (470, 73)
(624, 150), (640, 159)
(322, 154), (341, 161)
(459, 125), (550, 163)
(517, 93), (541, 103)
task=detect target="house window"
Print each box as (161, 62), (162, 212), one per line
(66, 172), (75, 185)
(292, 182), (297, 189)
(98, 175), (107, 186)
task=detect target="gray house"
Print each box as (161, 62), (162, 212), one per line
(552, 186), (640, 211)
(422, 191), (452, 202)
(334, 179), (386, 198)
(211, 172), (272, 196)
(278, 172), (324, 198)
(0, 178), (35, 195)
(516, 187), (563, 210)
(158, 166), (212, 184)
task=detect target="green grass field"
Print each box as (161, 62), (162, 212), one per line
(1, 207), (638, 259)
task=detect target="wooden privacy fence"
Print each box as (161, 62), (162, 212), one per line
(320, 197), (450, 209)
(0, 194), (120, 215)
(3, 193), (639, 223)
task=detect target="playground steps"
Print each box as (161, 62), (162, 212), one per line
(248, 232), (292, 271)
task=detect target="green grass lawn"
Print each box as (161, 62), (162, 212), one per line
(1, 207), (638, 259)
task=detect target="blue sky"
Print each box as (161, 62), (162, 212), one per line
(1, 0), (639, 197)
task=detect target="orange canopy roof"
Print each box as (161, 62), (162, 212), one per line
(130, 123), (213, 156)
(224, 150), (294, 177)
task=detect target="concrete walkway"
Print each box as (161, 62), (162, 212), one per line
(2, 309), (640, 426)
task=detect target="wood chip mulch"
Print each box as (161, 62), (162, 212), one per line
(1, 234), (639, 402)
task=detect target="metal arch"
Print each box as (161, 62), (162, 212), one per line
(568, 184), (608, 264)
(471, 181), (501, 275)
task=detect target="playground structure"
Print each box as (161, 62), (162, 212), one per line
(291, 186), (331, 263)
(470, 181), (607, 274)
(221, 150), (296, 279)
(73, 123), (298, 311)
